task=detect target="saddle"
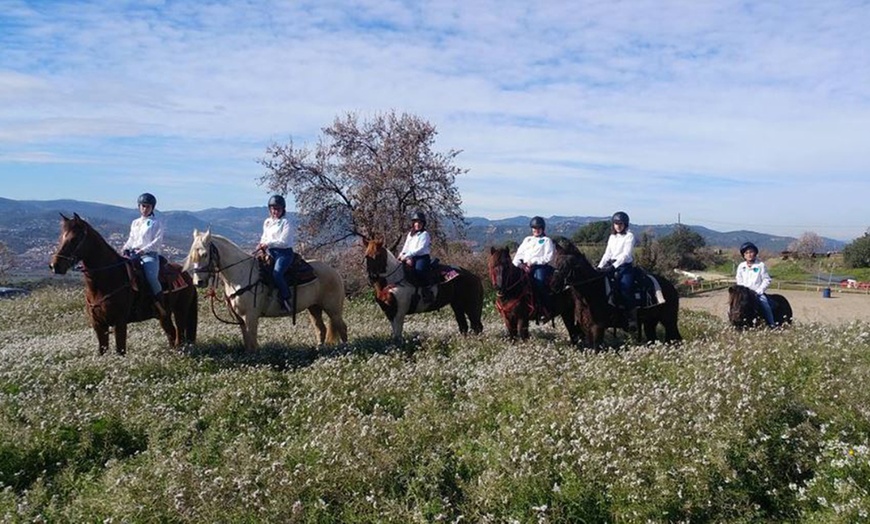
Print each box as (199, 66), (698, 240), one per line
(404, 258), (462, 288)
(257, 253), (317, 289)
(128, 256), (189, 294)
(605, 269), (666, 309)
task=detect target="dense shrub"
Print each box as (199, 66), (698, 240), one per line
(843, 234), (870, 269)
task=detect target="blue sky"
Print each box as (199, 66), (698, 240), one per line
(1, 0), (869, 240)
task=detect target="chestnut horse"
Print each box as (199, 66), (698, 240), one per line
(728, 284), (793, 329)
(550, 239), (681, 349)
(364, 239), (483, 341)
(49, 213), (198, 354)
(183, 230), (348, 350)
(487, 246), (583, 343)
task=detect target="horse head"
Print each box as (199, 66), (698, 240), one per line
(50, 213), (91, 274)
(728, 285), (757, 328)
(487, 246), (516, 295)
(550, 238), (597, 291)
(364, 239), (388, 284)
(184, 229), (217, 288)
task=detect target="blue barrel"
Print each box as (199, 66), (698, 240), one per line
(822, 287), (831, 298)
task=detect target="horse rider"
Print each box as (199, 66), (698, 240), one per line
(398, 211), (434, 302)
(513, 216), (555, 319)
(736, 241), (776, 327)
(122, 192), (166, 317)
(598, 211), (638, 329)
(256, 195), (296, 313)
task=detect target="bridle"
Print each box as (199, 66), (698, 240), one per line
(52, 226), (90, 267)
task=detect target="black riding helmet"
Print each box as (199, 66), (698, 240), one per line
(411, 211), (426, 225)
(268, 195), (286, 208)
(739, 242), (759, 256)
(529, 216), (546, 230)
(138, 193), (157, 207)
(612, 211), (629, 227)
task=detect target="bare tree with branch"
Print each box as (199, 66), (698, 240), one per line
(258, 111), (467, 253)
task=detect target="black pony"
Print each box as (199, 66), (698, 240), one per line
(550, 239), (681, 349)
(728, 285), (793, 329)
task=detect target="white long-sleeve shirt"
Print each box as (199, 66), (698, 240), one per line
(513, 235), (554, 266)
(736, 260), (771, 294)
(260, 217), (294, 248)
(122, 213), (164, 254)
(399, 230), (431, 259)
(598, 231), (636, 268)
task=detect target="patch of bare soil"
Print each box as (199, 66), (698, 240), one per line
(681, 287), (870, 325)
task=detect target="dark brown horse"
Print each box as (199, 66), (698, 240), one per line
(487, 246), (583, 343)
(550, 240), (681, 349)
(728, 285), (793, 329)
(364, 239), (484, 340)
(49, 213), (198, 354)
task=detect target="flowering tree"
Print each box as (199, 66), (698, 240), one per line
(258, 110), (467, 253)
(788, 232), (825, 258)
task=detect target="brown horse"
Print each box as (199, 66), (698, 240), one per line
(364, 239), (483, 340)
(487, 246), (583, 343)
(49, 213), (198, 354)
(550, 239), (681, 349)
(728, 284), (793, 329)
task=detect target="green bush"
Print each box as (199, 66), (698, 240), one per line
(843, 234), (870, 269)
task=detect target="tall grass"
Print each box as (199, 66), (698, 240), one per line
(1, 286), (869, 522)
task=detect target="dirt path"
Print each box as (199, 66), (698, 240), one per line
(681, 287), (870, 325)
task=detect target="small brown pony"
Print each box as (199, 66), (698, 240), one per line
(49, 213), (198, 354)
(487, 246), (583, 343)
(550, 239), (681, 349)
(364, 239), (483, 340)
(728, 284), (793, 329)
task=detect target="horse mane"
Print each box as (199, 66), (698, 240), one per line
(66, 214), (121, 258)
(552, 237), (596, 275)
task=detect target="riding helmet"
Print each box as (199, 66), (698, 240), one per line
(612, 211), (630, 227)
(411, 211), (426, 224)
(529, 216), (546, 230)
(739, 242), (759, 256)
(268, 195), (286, 208)
(137, 193), (157, 207)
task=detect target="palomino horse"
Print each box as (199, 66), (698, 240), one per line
(487, 246), (582, 343)
(550, 239), (681, 349)
(49, 213), (198, 354)
(728, 284), (793, 329)
(364, 239), (484, 340)
(183, 230), (347, 350)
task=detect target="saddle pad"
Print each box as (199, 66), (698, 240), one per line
(439, 267), (461, 283)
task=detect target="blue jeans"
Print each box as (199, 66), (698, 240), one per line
(530, 264), (553, 310)
(412, 255), (431, 285)
(269, 248), (295, 301)
(757, 293), (775, 326)
(140, 253), (162, 297)
(616, 263), (635, 309)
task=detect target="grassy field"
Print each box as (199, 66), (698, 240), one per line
(1, 285), (869, 523)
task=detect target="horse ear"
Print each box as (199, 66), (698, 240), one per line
(59, 212), (70, 221)
(192, 228), (199, 237)
(490, 246), (497, 254)
(73, 212), (81, 221)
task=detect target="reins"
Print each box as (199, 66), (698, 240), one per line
(197, 242), (263, 325)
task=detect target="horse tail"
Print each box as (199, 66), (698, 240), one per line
(311, 261), (348, 344)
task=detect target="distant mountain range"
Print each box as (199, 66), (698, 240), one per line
(0, 198), (847, 273)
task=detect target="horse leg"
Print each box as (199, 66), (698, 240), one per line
(307, 305), (328, 345)
(95, 323), (110, 355)
(114, 322), (127, 355)
(519, 314), (530, 341)
(185, 294), (198, 344)
(450, 303), (469, 335)
(391, 312), (406, 342)
(238, 317), (257, 351)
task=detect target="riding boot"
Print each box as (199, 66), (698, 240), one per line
(281, 290), (295, 314)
